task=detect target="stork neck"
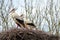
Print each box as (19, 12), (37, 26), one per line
(12, 11), (15, 13)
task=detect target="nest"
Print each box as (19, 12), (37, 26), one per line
(0, 28), (59, 40)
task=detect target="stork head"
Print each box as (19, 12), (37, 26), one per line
(9, 8), (16, 13)
(18, 14), (24, 20)
(9, 8), (17, 18)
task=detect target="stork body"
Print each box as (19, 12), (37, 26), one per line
(9, 9), (25, 28)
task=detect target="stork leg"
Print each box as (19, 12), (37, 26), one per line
(16, 22), (21, 28)
(16, 24), (19, 28)
(16, 23), (19, 28)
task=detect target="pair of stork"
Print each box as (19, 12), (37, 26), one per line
(9, 8), (36, 30)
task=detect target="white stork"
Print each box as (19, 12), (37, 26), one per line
(9, 8), (36, 30)
(25, 20), (36, 30)
(9, 8), (25, 28)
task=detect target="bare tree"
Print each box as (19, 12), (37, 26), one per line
(0, 0), (13, 31)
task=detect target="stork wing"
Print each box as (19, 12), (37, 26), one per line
(16, 18), (24, 24)
(16, 18), (25, 27)
(26, 23), (36, 27)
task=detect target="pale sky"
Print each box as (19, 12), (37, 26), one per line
(12, 0), (47, 14)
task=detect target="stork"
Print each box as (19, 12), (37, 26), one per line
(21, 15), (36, 30)
(9, 8), (36, 30)
(9, 8), (25, 28)
(24, 19), (36, 30)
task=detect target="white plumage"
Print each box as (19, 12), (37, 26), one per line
(9, 8), (36, 30)
(9, 8), (25, 28)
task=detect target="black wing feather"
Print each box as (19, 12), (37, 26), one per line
(16, 18), (25, 27)
(16, 18), (24, 24)
(26, 23), (36, 27)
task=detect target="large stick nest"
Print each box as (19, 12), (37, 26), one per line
(0, 28), (60, 40)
